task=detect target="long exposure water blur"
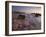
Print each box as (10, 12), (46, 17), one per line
(12, 11), (41, 31)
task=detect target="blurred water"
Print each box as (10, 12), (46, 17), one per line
(12, 12), (41, 31)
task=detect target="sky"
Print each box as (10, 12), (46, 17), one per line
(12, 6), (41, 14)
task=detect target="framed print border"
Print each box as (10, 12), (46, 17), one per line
(5, 1), (45, 36)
